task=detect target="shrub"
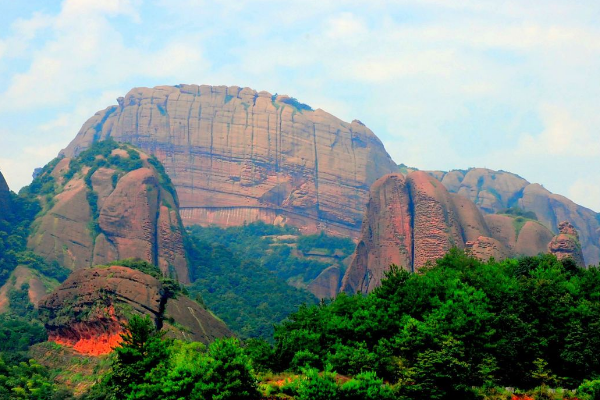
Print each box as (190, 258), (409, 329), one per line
(578, 379), (600, 400)
(296, 365), (339, 400)
(339, 371), (394, 400)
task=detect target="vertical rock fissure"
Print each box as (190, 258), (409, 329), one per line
(278, 106), (284, 172)
(407, 181), (416, 272)
(251, 109), (255, 176)
(312, 123), (320, 215)
(152, 187), (161, 270)
(208, 113), (215, 188)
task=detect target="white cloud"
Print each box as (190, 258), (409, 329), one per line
(0, 0), (205, 111)
(1, 0), (599, 213)
(569, 179), (600, 213)
(516, 104), (600, 158)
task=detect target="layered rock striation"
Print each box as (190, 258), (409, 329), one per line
(61, 85), (397, 237)
(27, 142), (189, 282)
(431, 168), (599, 265)
(38, 264), (232, 356)
(341, 171), (559, 294)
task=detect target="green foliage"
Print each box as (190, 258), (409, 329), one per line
(499, 206), (538, 221)
(185, 226), (318, 340)
(273, 249), (600, 398)
(104, 318), (258, 400)
(0, 192), (41, 287)
(185, 222), (354, 339)
(296, 365), (339, 400)
(243, 339), (275, 373)
(578, 379), (600, 400)
(205, 338), (259, 399)
(146, 156), (177, 201)
(0, 355), (73, 399)
(105, 315), (169, 399)
(0, 316), (47, 363)
(279, 97), (314, 112)
(15, 252), (69, 283)
(340, 371), (395, 400)
(61, 139), (145, 184)
(297, 230), (355, 256)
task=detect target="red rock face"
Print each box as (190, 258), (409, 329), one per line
(407, 171), (465, 269)
(28, 147), (190, 282)
(548, 221), (586, 267)
(61, 85), (397, 237)
(433, 168), (600, 266)
(341, 171), (559, 294)
(39, 265), (232, 356)
(341, 174), (413, 294)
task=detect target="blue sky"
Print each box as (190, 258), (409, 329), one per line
(0, 0), (599, 211)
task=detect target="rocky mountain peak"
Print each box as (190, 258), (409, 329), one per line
(61, 84), (397, 237)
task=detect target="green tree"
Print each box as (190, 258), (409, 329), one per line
(107, 315), (169, 398)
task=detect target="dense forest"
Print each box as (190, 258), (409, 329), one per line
(4, 249), (600, 399)
(185, 222), (354, 339)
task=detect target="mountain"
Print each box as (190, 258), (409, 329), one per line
(341, 171), (569, 294)
(39, 260), (232, 355)
(0, 171), (11, 219)
(26, 140), (189, 282)
(60, 85), (397, 238)
(430, 168), (600, 265)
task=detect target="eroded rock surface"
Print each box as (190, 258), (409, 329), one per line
(61, 85), (397, 237)
(549, 221), (586, 267)
(432, 168), (600, 265)
(39, 265), (232, 356)
(28, 144), (189, 282)
(342, 171), (559, 294)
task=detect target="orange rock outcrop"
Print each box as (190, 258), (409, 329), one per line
(39, 265), (232, 356)
(61, 85), (397, 237)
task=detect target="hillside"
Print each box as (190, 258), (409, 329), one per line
(25, 139), (189, 282)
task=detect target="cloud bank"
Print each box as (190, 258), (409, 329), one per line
(0, 0), (599, 212)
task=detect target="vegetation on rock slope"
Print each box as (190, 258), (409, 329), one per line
(184, 222), (355, 340)
(66, 250), (600, 400)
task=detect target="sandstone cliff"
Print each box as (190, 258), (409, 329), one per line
(548, 221), (586, 267)
(38, 263), (232, 356)
(341, 171), (556, 294)
(61, 85), (397, 237)
(432, 168), (599, 265)
(27, 141), (189, 282)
